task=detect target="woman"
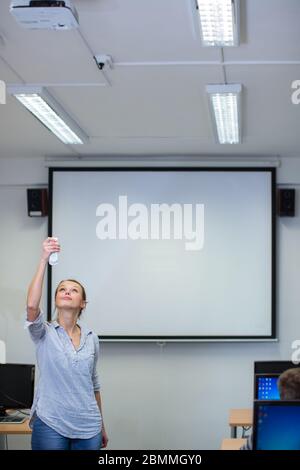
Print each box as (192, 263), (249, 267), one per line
(26, 237), (108, 450)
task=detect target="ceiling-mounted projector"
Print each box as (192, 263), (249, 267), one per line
(10, 1), (79, 30)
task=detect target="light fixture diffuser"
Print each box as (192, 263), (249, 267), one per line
(197, 0), (240, 47)
(206, 84), (242, 144)
(8, 86), (88, 145)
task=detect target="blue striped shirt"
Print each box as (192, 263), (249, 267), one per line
(25, 311), (102, 439)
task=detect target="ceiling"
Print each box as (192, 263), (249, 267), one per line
(0, 0), (300, 160)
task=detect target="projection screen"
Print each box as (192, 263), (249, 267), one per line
(48, 167), (276, 341)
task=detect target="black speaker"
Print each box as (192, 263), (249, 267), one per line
(278, 188), (295, 217)
(27, 188), (48, 217)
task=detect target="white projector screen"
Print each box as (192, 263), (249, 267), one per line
(49, 167), (275, 341)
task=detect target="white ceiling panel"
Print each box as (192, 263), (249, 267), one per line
(226, 0), (300, 61)
(76, 0), (220, 62)
(51, 65), (224, 139)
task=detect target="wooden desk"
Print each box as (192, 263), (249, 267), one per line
(229, 408), (252, 438)
(221, 438), (247, 450)
(0, 418), (31, 450)
(0, 418), (31, 435)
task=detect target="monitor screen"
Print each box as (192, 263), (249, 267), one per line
(0, 363), (35, 414)
(255, 374), (280, 400)
(253, 400), (300, 450)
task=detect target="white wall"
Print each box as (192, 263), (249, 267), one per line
(1, 157), (300, 450)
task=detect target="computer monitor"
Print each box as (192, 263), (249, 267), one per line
(253, 400), (300, 450)
(255, 373), (280, 400)
(0, 363), (35, 416)
(254, 360), (299, 375)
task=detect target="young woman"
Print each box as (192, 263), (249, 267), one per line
(26, 237), (108, 450)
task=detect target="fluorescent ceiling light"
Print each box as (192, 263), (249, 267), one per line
(196, 0), (240, 47)
(8, 86), (88, 145)
(206, 84), (242, 144)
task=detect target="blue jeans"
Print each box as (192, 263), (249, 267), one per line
(32, 416), (102, 450)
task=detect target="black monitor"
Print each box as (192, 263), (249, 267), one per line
(0, 363), (35, 416)
(253, 400), (300, 450)
(254, 373), (280, 400)
(254, 360), (299, 374)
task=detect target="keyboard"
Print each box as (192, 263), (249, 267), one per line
(0, 415), (26, 424)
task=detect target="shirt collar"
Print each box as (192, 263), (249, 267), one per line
(52, 320), (92, 336)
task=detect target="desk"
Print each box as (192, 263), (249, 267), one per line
(0, 418), (31, 435)
(221, 438), (247, 450)
(229, 408), (252, 438)
(0, 418), (31, 450)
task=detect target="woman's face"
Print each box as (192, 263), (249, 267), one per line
(55, 281), (85, 312)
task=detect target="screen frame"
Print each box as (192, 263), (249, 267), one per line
(48, 166), (276, 342)
(253, 399), (300, 450)
(254, 361), (300, 374)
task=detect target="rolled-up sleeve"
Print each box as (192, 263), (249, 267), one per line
(92, 334), (101, 391)
(24, 310), (47, 343)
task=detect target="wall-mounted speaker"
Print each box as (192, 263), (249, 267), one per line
(27, 188), (48, 217)
(278, 188), (295, 217)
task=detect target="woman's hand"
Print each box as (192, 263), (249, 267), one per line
(42, 237), (60, 261)
(101, 426), (109, 448)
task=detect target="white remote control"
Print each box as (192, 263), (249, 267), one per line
(49, 238), (59, 266)
(49, 252), (58, 266)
